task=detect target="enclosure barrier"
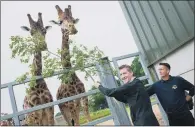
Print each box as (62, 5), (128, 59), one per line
(112, 52), (169, 125)
(1, 52), (169, 126)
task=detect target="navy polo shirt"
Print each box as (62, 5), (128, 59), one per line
(147, 75), (194, 113)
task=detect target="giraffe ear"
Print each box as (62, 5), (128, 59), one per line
(73, 18), (79, 24)
(45, 26), (52, 31)
(21, 26), (30, 31)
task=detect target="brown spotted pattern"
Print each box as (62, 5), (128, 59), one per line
(52, 5), (91, 125)
(21, 13), (54, 125)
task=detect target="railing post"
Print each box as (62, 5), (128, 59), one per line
(8, 84), (20, 125)
(112, 58), (123, 85)
(96, 57), (131, 125)
(139, 53), (169, 125)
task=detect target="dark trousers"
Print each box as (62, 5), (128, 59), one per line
(167, 111), (195, 126)
(132, 111), (160, 126)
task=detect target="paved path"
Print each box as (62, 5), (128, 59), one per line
(97, 104), (167, 126)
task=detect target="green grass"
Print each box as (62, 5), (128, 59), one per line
(151, 97), (157, 103)
(79, 98), (157, 125)
(80, 108), (111, 124)
(79, 106), (131, 125)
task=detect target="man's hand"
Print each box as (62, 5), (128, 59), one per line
(94, 81), (101, 88)
(186, 95), (192, 101)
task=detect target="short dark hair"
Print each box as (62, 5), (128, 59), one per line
(159, 63), (171, 70)
(119, 64), (132, 72)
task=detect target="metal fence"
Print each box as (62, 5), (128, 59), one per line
(112, 52), (169, 125)
(1, 52), (169, 126)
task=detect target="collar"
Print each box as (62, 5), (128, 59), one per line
(160, 75), (173, 83)
(129, 77), (136, 83)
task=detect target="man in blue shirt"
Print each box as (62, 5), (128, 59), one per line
(94, 65), (159, 126)
(147, 63), (194, 126)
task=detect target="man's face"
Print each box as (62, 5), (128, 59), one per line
(158, 65), (170, 78)
(120, 68), (133, 84)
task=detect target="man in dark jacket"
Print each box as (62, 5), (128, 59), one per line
(94, 65), (159, 126)
(147, 63), (194, 126)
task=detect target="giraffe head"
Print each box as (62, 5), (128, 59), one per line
(21, 13), (52, 51)
(50, 5), (79, 35)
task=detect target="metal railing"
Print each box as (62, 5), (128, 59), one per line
(1, 52), (169, 126)
(112, 52), (169, 125)
(1, 62), (103, 125)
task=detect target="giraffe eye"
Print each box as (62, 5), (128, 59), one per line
(59, 21), (63, 25)
(42, 29), (46, 34)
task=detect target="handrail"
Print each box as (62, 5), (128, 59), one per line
(1, 89), (99, 121)
(1, 63), (95, 89)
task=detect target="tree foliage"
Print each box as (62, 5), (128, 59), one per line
(131, 56), (148, 85)
(88, 86), (108, 112)
(9, 33), (105, 94)
(131, 57), (145, 77)
(9, 32), (148, 98)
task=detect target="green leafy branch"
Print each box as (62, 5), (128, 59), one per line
(9, 32), (50, 92)
(8, 34), (94, 91)
(9, 32), (121, 94)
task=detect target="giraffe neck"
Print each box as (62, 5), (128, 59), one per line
(61, 29), (71, 68)
(33, 51), (42, 76)
(61, 29), (79, 84)
(32, 51), (48, 88)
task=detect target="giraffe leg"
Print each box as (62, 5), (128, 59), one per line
(45, 107), (55, 125)
(26, 113), (35, 125)
(25, 111), (40, 126)
(36, 109), (43, 125)
(81, 96), (91, 122)
(70, 107), (78, 126)
(42, 110), (48, 125)
(69, 101), (79, 126)
(75, 99), (81, 125)
(59, 104), (72, 125)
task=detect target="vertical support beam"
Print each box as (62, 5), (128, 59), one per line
(96, 57), (131, 125)
(112, 58), (124, 85)
(149, 66), (160, 81)
(138, 53), (153, 84)
(156, 98), (169, 125)
(139, 53), (169, 125)
(8, 85), (20, 125)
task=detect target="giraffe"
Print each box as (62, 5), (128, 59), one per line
(50, 5), (91, 125)
(20, 12), (54, 125)
(1, 113), (14, 126)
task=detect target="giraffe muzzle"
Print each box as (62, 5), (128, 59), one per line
(39, 42), (48, 51)
(71, 29), (78, 35)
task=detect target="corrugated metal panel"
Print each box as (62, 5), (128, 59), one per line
(119, 1), (194, 66)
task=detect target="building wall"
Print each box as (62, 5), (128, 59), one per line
(119, 1), (194, 66)
(153, 39), (194, 116)
(154, 39), (194, 79)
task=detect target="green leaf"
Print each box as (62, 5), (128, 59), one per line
(15, 73), (28, 83)
(10, 32), (107, 91)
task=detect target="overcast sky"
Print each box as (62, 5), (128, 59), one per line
(1, 1), (138, 115)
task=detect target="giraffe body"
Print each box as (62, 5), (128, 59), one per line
(51, 5), (91, 125)
(1, 113), (14, 126)
(21, 13), (54, 125)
